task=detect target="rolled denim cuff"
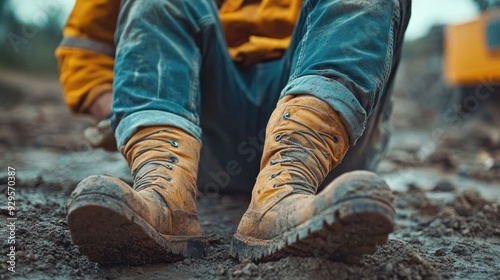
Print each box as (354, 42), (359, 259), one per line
(114, 110), (202, 149)
(281, 75), (367, 145)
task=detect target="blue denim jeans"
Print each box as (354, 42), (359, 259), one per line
(112, 0), (411, 193)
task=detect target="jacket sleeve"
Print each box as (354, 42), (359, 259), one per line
(55, 0), (120, 114)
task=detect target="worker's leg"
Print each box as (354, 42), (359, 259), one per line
(67, 0), (239, 264)
(232, 0), (412, 261)
(280, 0), (411, 167)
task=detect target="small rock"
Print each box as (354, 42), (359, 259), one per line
(240, 258), (252, 265)
(451, 244), (472, 256)
(434, 248), (446, 256)
(38, 263), (50, 271)
(45, 254), (55, 264)
(218, 265), (226, 275)
(483, 204), (491, 212)
(397, 263), (411, 278)
(384, 263), (393, 272)
(26, 254), (36, 261)
(182, 258), (192, 265)
(409, 238), (422, 245)
(410, 255), (423, 264)
(241, 263), (257, 276)
(74, 269), (83, 276)
(433, 180), (456, 192)
(439, 207), (456, 218)
(136, 267), (144, 275)
(0, 207), (10, 216)
(407, 183), (420, 192)
(15, 251), (25, 258)
(233, 269), (242, 276)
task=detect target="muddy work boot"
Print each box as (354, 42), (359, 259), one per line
(66, 126), (207, 265)
(231, 95), (395, 262)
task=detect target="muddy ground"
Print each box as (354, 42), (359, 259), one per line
(0, 71), (499, 279)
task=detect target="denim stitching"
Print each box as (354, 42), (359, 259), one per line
(189, 49), (201, 125)
(188, 0), (221, 125)
(197, 16), (217, 30)
(291, 0), (312, 80)
(380, 0), (400, 90)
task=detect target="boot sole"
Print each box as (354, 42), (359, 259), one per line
(230, 196), (394, 262)
(67, 193), (207, 265)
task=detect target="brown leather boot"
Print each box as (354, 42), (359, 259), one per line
(66, 126), (207, 265)
(231, 95), (395, 262)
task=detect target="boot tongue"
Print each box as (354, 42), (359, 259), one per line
(252, 95), (351, 212)
(119, 126), (201, 197)
(133, 162), (174, 191)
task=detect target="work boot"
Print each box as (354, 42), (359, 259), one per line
(66, 126), (207, 265)
(231, 95), (395, 262)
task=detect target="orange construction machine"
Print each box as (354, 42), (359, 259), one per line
(443, 0), (500, 117)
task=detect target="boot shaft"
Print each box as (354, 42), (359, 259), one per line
(120, 126), (201, 209)
(253, 95), (350, 206)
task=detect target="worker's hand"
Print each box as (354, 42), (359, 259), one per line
(89, 91), (113, 121)
(85, 91), (117, 151)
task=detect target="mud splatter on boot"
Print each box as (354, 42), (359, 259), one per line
(231, 95), (395, 262)
(66, 126), (207, 265)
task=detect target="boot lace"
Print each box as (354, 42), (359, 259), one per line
(269, 112), (339, 195)
(126, 130), (180, 192)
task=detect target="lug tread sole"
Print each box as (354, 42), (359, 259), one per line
(231, 197), (394, 262)
(67, 194), (207, 265)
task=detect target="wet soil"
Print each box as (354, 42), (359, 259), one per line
(1, 71), (499, 279)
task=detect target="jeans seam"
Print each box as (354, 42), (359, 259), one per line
(197, 16), (217, 30)
(291, 0), (312, 80)
(380, 0), (400, 91)
(197, 15), (248, 98)
(189, 50), (201, 125)
(198, 0), (218, 29)
(191, 4), (218, 125)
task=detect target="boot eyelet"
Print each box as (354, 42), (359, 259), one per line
(272, 183), (279, 188)
(270, 173), (278, 179)
(166, 176), (172, 181)
(283, 112), (291, 119)
(275, 134), (282, 141)
(170, 140), (179, 147)
(168, 155), (179, 164)
(333, 135), (339, 144)
(166, 165), (174, 170)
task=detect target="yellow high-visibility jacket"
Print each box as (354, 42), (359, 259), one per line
(56, 0), (301, 114)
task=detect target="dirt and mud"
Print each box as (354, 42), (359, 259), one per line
(1, 71), (499, 279)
